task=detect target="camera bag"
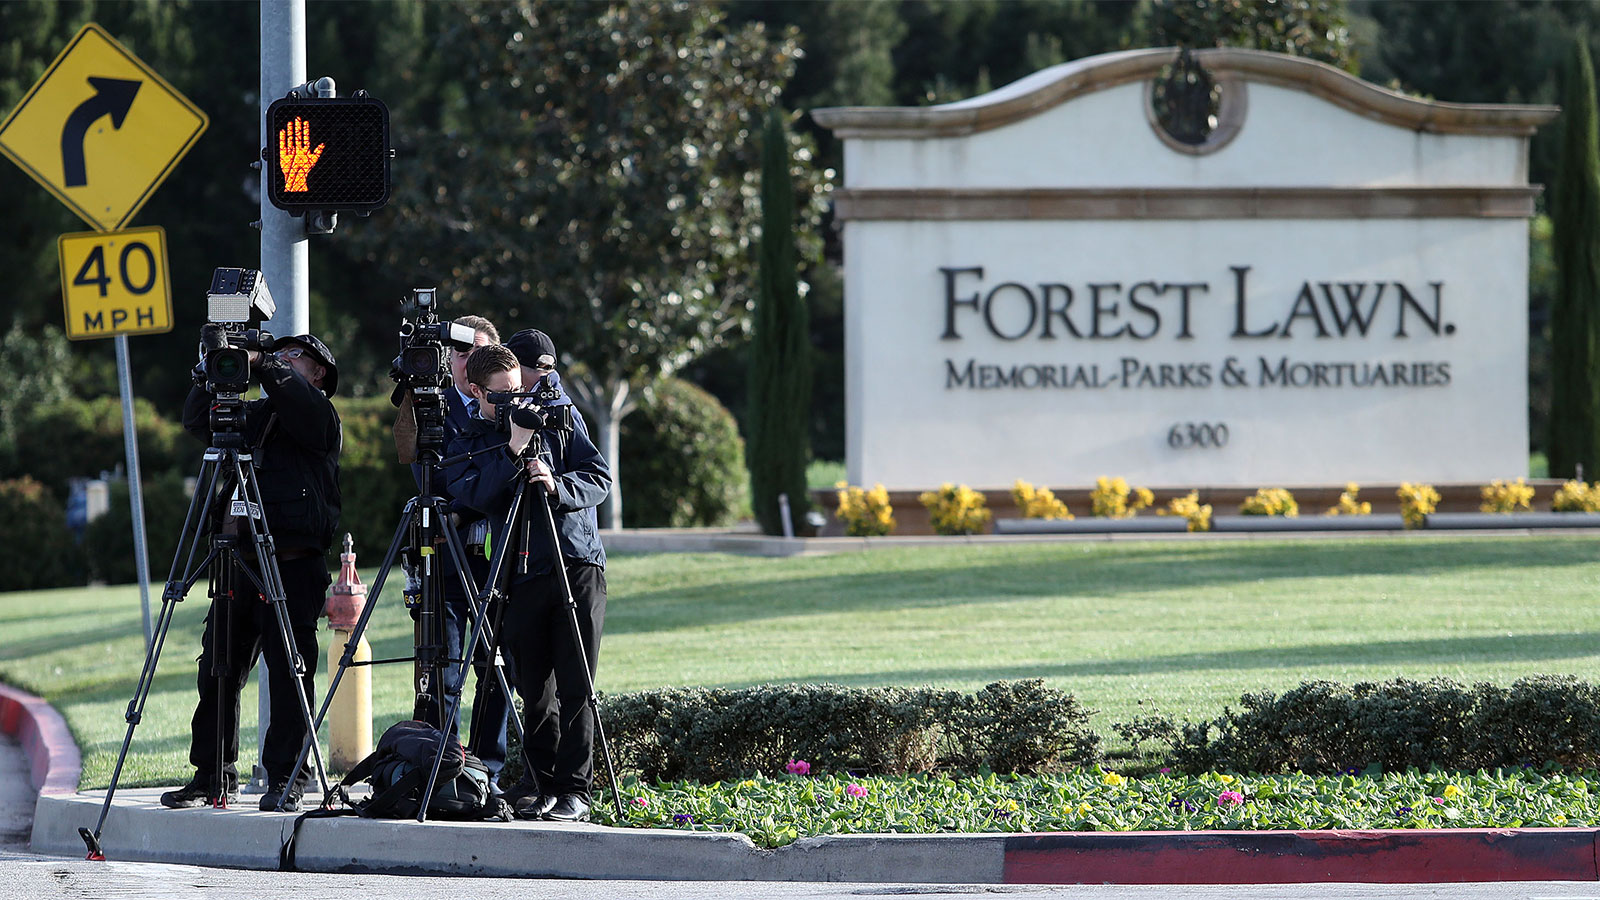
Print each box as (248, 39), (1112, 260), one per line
(279, 719), (511, 871)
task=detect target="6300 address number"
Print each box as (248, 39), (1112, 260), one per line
(1167, 422), (1229, 449)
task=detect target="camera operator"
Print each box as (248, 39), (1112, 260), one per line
(410, 314), (515, 791)
(161, 332), (341, 813)
(446, 344), (610, 822)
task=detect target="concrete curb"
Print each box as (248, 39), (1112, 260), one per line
(27, 790), (1600, 883)
(0, 682), (80, 797)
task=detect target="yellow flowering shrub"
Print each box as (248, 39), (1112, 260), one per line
(1480, 478), (1534, 513)
(1011, 479), (1073, 520)
(919, 483), (992, 535)
(1553, 480), (1600, 512)
(1158, 490), (1212, 532)
(1091, 476), (1153, 518)
(1326, 482), (1371, 516)
(834, 481), (895, 536)
(1397, 482), (1440, 529)
(1239, 487), (1298, 517)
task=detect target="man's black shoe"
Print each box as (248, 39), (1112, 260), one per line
(514, 793), (558, 820)
(259, 780), (304, 812)
(542, 793), (590, 822)
(159, 776), (238, 809)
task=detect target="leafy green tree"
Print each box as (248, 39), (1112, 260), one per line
(746, 110), (810, 536)
(1550, 38), (1600, 479)
(1139, 0), (1355, 70)
(343, 0), (828, 527)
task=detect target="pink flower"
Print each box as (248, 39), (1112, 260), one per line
(1432, 797), (1445, 805)
(632, 796), (649, 807)
(1217, 790), (1245, 808)
(845, 783), (868, 798)
(786, 759), (811, 776)
(1159, 767), (1173, 774)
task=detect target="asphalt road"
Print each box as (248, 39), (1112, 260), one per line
(6, 734), (1600, 898)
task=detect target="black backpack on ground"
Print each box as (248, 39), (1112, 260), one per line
(346, 719), (507, 821)
(280, 720), (511, 870)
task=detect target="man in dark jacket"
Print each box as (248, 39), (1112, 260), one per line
(445, 344), (609, 822)
(162, 333), (342, 813)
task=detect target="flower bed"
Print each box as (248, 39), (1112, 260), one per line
(594, 766), (1600, 848)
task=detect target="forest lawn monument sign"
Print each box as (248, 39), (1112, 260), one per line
(813, 48), (1559, 492)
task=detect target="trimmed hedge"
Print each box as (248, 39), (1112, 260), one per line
(0, 477), (80, 590)
(5, 395), (187, 499)
(1163, 676), (1600, 774)
(619, 377), (748, 528)
(333, 396), (417, 557)
(502, 679), (1100, 786)
(83, 470), (192, 586)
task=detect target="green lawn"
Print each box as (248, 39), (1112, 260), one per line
(5, 535), (1600, 790)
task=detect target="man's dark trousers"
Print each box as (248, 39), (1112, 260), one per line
(187, 555), (329, 790)
(506, 562), (606, 802)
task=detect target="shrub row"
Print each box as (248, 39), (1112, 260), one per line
(502, 676), (1600, 790)
(502, 679), (1100, 786)
(1156, 676), (1600, 774)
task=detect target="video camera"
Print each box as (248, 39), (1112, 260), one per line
(390, 287), (476, 460)
(486, 379), (574, 437)
(199, 268), (277, 443)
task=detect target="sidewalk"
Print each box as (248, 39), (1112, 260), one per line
(10, 681), (1600, 884)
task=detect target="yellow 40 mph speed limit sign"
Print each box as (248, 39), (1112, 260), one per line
(57, 227), (172, 340)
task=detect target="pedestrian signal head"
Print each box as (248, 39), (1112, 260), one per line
(264, 95), (391, 214)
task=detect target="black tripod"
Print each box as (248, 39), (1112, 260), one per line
(478, 429), (625, 819)
(80, 443), (334, 860)
(287, 444), (530, 822)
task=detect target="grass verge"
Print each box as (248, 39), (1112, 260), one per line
(4, 535), (1600, 790)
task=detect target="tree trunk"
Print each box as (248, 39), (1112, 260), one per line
(568, 374), (635, 530)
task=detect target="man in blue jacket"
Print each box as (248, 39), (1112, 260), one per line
(446, 343), (610, 822)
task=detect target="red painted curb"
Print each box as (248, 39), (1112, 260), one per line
(0, 682), (81, 796)
(1004, 829), (1600, 884)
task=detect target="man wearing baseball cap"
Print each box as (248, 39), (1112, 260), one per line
(165, 330), (342, 813)
(453, 330), (609, 822)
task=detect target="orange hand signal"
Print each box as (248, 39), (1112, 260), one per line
(277, 116), (325, 193)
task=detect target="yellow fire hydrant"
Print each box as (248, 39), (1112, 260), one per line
(325, 533), (372, 769)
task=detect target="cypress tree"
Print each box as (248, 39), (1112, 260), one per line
(747, 109), (811, 535)
(1551, 38), (1600, 479)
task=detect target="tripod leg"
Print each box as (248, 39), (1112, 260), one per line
(415, 512), (510, 821)
(534, 492), (625, 819)
(81, 456), (222, 858)
(464, 484), (536, 776)
(210, 552), (234, 808)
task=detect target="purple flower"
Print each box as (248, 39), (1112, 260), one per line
(1167, 796), (1197, 813)
(786, 759), (811, 776)
(1397, 806), (1414, 815)
(672, 813), (695, 824)
(1158, 767), (1173, 774)
(1344, 767), (1361, 776)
